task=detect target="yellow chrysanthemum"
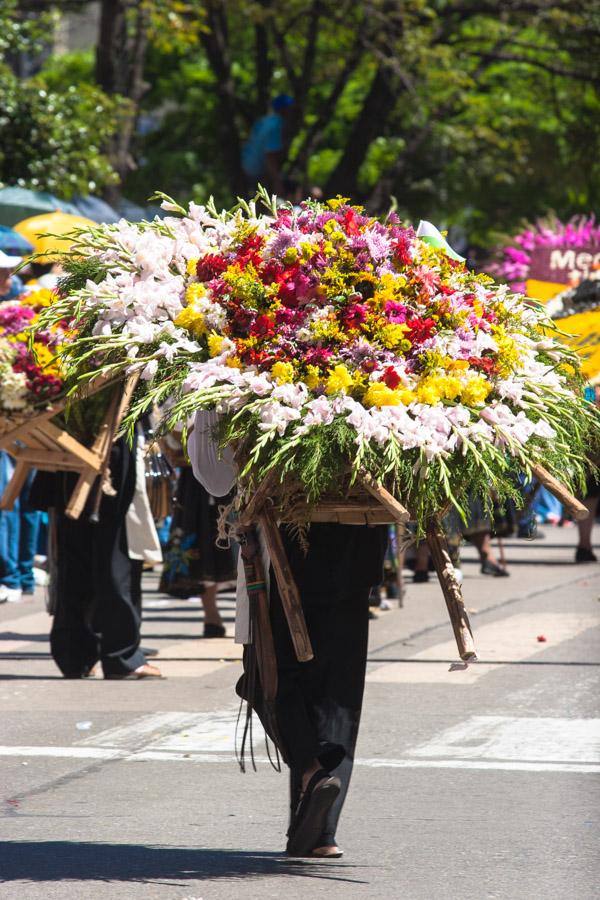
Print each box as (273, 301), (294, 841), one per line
(174, 306), (207, 336)
(379, 322), (410, 349)
(185, 282), (206, 303)
(32, 342), (55, 369)
(397, 388), (417, 405)
(461, 376), (491, 407)
(326, 197), (351, 210)
(226, 356), (242, 369)
(304, 365), (322, 390)
(363, 382), (401, 407)
(439, 375), (463, 401)
(186, 258), (199, 276)
(282, 247), (298, 265)
(24, 288), (55, 308)
(416, 379), (442, 405)
(311, 318), (343, 342)
(207, 333), (225, 357)
(493, 326), (519, 376)
(325, 364), (353, 395)
(447, 358), (470, 371)
(271, 361), (295, 384)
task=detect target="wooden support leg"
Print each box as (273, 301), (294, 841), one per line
(395, 526), (405, 609)
(426, 517), (478, 662)
(258, 506), (314, 663)
(532, 463), (588, 521)
(0, 461), (29, 511)
(239, 527), (278, 703)
(64, 468), (99, 520)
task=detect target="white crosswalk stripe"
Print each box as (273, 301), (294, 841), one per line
(1, 711), (599, 773)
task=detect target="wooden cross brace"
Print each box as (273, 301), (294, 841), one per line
(0, 374), (139, 520)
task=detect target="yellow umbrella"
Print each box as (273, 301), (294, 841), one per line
(14, 212), (96, 263)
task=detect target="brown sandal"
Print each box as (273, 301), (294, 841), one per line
(286, 769), (341, 858)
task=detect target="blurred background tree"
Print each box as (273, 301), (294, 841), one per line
(0, 0), (123, 198)
(1, 0), (599, 246)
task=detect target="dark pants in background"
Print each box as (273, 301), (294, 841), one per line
(34, 438), (145, 678)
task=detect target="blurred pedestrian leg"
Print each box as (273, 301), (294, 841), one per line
(0, 451), (40, 601)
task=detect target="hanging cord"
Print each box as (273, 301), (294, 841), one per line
(235, 526), (283, 773)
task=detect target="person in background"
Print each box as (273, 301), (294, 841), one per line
(160, 464), (236, 638)
(241, 94), (295, 196)
(32, 436), (161, 679)
(576, 385), (600, 563)
(0, 251), (24, 301)
(127, 426), (164, 613)
(0, 455), (41, 603)
(576, 482), (599, 563)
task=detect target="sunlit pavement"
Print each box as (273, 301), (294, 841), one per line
(1, 523), (599, 899)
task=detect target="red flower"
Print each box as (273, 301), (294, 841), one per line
(382, 366), (402, 389)
(342, 303), (368, 330)
(231, 308), (255, 335)
(304, 347), (333, 369)
(468, 355), (496, 375)
(196, 254), (228, 281)
(237, 234), (264, 268)
(342, 208), (361, 236)
(392, 235), (413, 267)
(261, 259), (282, 283)
(249, 314), (275, 339)
(405, 317), (436, 344)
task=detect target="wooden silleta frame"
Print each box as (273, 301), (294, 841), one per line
(237, 464), (588, 664)
(0, 375), (139, 520)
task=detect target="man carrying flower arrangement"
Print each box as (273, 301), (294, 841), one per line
(189, 411), (388, 858)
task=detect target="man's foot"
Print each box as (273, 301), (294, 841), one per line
(203, 622), (226, 638)
(575, 547), (597, 563)
(105, 663), (164, 680)
(413, 570), (429, 583)
(286, 769), (341, 858)
(311, 845), (344, 858)
(2, 587), (23, 603)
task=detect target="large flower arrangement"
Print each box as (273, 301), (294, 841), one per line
(0, 288), (66, 423)
(38, 193), (598, 525)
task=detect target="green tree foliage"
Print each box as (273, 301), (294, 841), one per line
(125, 0), (600, 246)
(0, 0), (122, 198)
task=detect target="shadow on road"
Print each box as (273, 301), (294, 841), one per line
(0, 840), (370, 885)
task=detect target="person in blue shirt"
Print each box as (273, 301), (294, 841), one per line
(242, 94), (294, 195)
(0, 251), (24, 301)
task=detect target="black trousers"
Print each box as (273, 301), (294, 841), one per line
(270, 576), (371, 846)
(50, 513), (145, 677)
(45, 438), (145, 678)
(244, 523), (387, 847)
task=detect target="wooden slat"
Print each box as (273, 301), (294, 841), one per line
(0, 462), (29, 511)
(258, 505), (313, 663)
(426, 518), (477, 662)
(41, 421), (103, 470)
(65, 469), (99, 520)
(9, 449), (87, 470)
(358, 472), (411, 523)
(532, 463), (588, 521)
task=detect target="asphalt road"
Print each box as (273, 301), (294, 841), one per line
(1, 524), (599, 900)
